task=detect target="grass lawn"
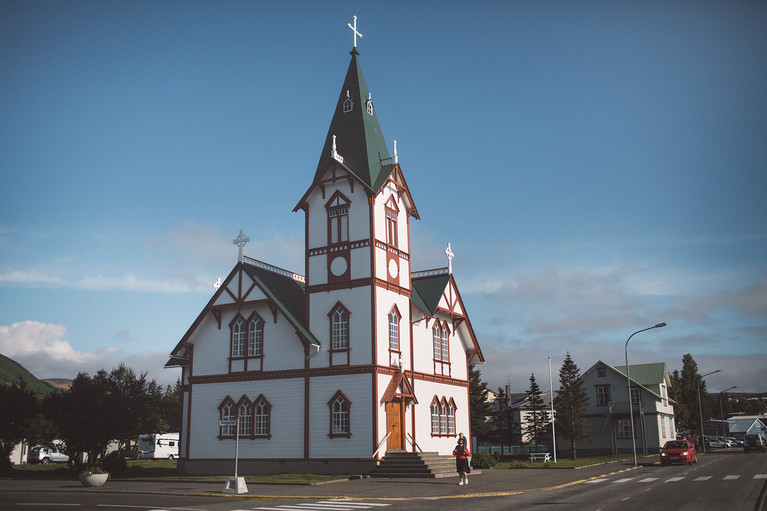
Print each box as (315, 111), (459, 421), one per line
(6, 459), (351, 484)
(494, 453), (650, 469)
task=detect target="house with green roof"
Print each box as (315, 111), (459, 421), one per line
(572, 360), (676, 457)
(166, 19), (483, 475)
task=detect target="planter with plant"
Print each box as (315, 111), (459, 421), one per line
(78, 466), (109, 487)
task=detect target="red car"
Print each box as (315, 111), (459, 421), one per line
(660, 439), (698, 465)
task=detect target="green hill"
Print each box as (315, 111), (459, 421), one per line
(0, 353), (57, 394)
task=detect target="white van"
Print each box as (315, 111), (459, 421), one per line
(137, 433), (179, 459)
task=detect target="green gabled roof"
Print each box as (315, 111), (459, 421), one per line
(242, 263), (320, 347)
(411, 270), (450, 315)
(313, 48), (392, 192)
(614, 363), (668, 386)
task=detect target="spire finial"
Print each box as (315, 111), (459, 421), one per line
(233, 229), (250, 263)
(445, 243), (455, 274)
(347, 15), (363, 48)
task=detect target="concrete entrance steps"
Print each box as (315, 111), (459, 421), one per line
(371, 451), (479, 478)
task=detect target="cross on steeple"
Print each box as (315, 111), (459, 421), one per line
(445, 243), (455, 274)
(347, 15), (363, 48)
(233, 229), (250, 263)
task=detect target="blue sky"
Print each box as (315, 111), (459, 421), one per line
(1, 1), (765, 395)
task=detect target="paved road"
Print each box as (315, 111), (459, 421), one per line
(1, 450), (765, 511)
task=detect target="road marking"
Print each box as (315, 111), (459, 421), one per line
(723, 475), (740, 480)
(613, 478), (634, 483)
(694, 476), (712, 481)
(585, 478), (608, 484)
(252, 503), (391, 511)
(638, 478), (659, 483)
(665, 477), (685, 483)
(755, 474), (767, 479)
(17, 505), (80, 507)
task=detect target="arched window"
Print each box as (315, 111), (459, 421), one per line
(253, 394), (272, 438)
(331, 306), (349, 350)
(441, 325), (449, 362)
(343, 97), (353, 113)
(218, 398), (236, 438)
(431, 398), (440, 435)
(432, 324), (441, 360)
(447, 400), (456, 435)
(440, 400), (448, 435)
(328, 390), (351, 438)
(232, 318), (246, 358)
(389, 309), (400, 351)
(248, 316), (263, 357)
(238, 400), (252, 437)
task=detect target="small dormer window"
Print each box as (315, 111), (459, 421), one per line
(366, 100), (374, 115)
(343, 98), (353, 113)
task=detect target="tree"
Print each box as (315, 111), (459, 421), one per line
(468, 364), (492, 441)
(554, 352), (589, 459)
(0, 380), (41, 472)
(671, 354), (713, 435)
(160, 380), (183, 433)
(490, 386), (520, 449)
(523, 373), (549, 449)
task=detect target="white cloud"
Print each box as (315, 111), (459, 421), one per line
(0, 321), (97, 363)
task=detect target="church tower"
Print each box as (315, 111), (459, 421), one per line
(293, 22), (418, 371)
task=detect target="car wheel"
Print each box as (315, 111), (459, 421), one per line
(41, 458), (50, 465)
(168, 454), (174, 460)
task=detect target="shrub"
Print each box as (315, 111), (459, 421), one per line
(102, 452), (127, 475)
(470, 451), (497, 469)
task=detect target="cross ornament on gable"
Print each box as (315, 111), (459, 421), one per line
(347, 15), (363, 48)
(445, 243), (455, 274)
(233, 229), (250, 263)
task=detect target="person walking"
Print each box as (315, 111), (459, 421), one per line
(452, 437), (471, 485)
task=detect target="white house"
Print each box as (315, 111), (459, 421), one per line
(574, 361), (676, 457)
(166, 28), (483, 475)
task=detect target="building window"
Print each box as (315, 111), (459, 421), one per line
(330, 305), (349, 350)
(431, 401), (440, 435)
(661, 414), (666, 438)
(617, 418), (635, 439)
(596, 385), (610, 406)
(385, 205), (398, 248)
(597, 367), (606, 377)
(441, 326), (449, 362)
(254, 394), (271, 438)
(248, 316), (263, 357)
(238, 400), (252, 437)
(661, 384), (667, 406)
(219, 399), (236, 437)
(328, 390), (351, 438)
(630, 387), (641, 405)
(231, 318), (246, 358)
(389, 309), (400, 352)
(430, 396), (457, 437)
(366, 100), (374, 115)
(343, 97), (353, 113)
(432, 325), (441, 361)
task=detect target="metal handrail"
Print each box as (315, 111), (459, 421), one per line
(372, 431), (391, 459)
(406, 433), (423, 452)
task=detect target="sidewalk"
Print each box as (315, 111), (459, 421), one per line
(0, 461), (645, 501)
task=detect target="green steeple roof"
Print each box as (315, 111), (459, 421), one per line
(313, 48), (392, 192)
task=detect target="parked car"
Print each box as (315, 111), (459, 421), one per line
(28, 445), (69, 465)
(726, 437), (743, 447)
(660, 439), (697, 465)
(743, 433), (767, 453)
(708, 436), (731, 448)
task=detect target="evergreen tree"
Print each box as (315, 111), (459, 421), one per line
(490, 386), (520, 449)
(468, 364), (492, 440)
(554, 352), (589, 459)
(523, 373), (549, 449)
(671, 354), (712, 434)
(0, 380), (41, 472)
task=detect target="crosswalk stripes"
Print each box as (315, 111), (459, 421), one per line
(694, 476), (712, 481)
(638, 477), (659, 483)
(755, 474), (767, 479)
(723, 475), (741, 480)
(665, 477), (685, 483)
(586, 474), (767, 485)
(250, 501), (391, 511)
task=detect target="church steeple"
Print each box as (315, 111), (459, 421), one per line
(312, 47), (392, 193)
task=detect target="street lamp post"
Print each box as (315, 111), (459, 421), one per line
(719, 386), (737, 437)
(625, 322), (667, 467)
(697, 369), (721, 454)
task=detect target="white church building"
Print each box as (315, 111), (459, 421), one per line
(167, 21), (484, 475)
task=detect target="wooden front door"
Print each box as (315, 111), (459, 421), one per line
(385, 400), (404, 451)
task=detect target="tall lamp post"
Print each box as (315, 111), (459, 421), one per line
(697, 369), (721, 454)
(625, 322), (667, 467)
(719, 386), (737, 437)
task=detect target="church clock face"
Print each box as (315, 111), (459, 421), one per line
(388, 258), (398, 279)
(331, 256), (348, 276)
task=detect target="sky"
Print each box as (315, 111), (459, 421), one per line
(1, 1), (765, 396)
